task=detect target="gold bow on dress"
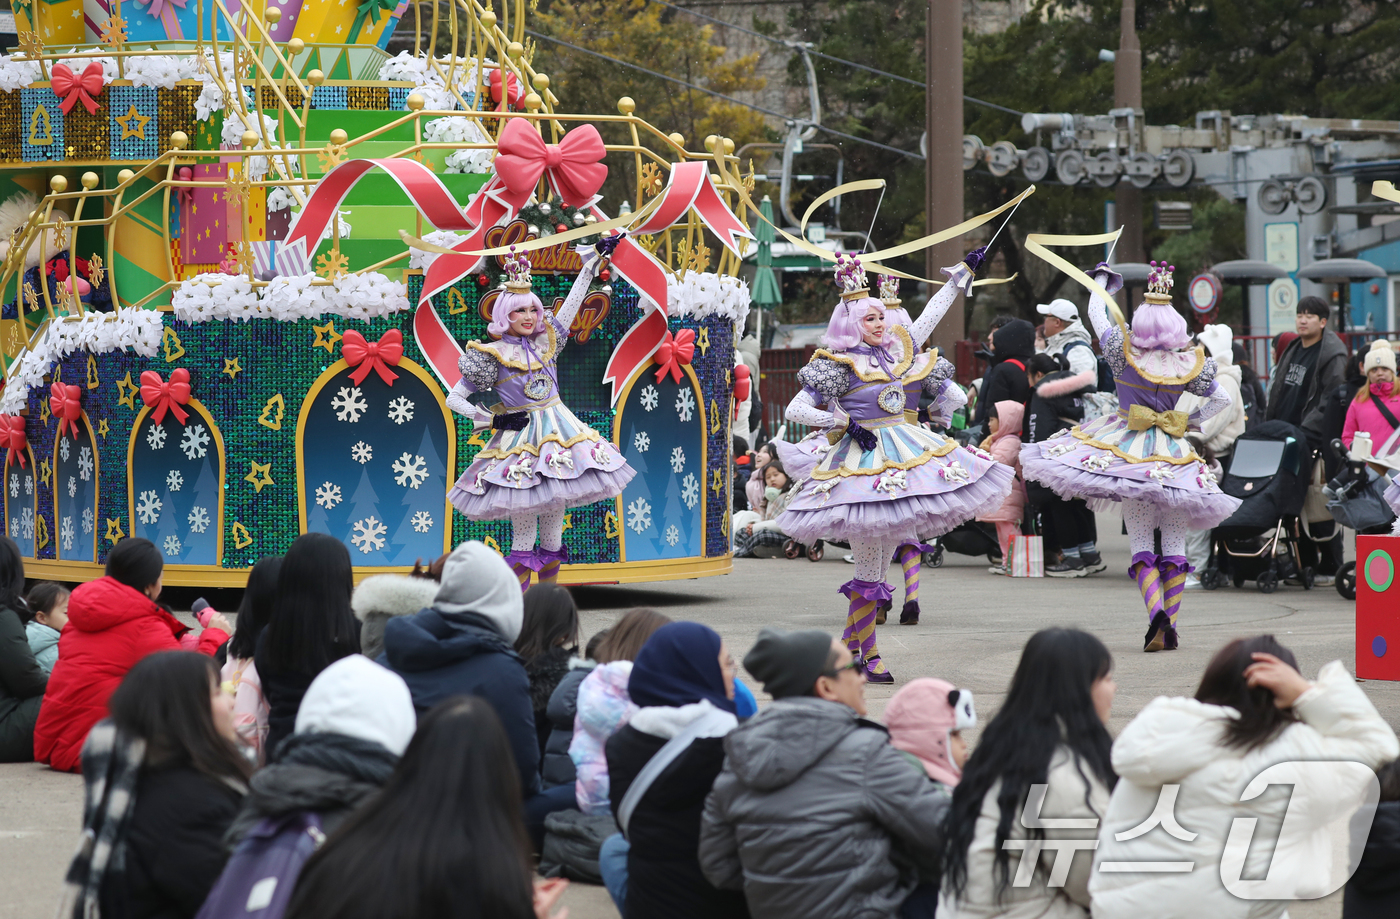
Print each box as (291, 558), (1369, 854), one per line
(1126, 405), (1189, 438)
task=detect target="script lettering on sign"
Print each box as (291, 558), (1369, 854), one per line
(478, 288), (612, 344)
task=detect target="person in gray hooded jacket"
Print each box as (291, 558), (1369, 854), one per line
(699, 629), (950, 919)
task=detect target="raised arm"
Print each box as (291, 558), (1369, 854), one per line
(1086, 262), (1125, 341)
(909, 247), (986, 348)
(552, 248), (603, 335)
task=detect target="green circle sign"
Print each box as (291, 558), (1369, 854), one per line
(1365, 549), (1395, 593)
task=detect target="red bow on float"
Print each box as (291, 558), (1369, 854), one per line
(494, 119), (608, 210)
(653, 329), (695, 385)
(0, 416), (27, 468)
(49, 383), (83, 438)
(733, 363), (752, 404)
(140, 369), (192, 425)
(51, 62), (106, 116)
(488, 69), (524, 110)
(342, 329), (403, 386)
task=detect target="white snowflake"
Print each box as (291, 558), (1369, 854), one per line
(78, 446), (93, 480)
(392, 453), (430, 489)
(60, 516), (73, 551)
(315, 481), (343, 509)
(681, 473), (700, 509)
(188, 505), (210, 534)
(8, 517), (15, 538)
(664, 524), (680, 547)
(166, 470), (183, 492)
(332, 386), (368, 422)
(8, 474), (16, 496)
(350, 516), (387, 554)
(640, 385), (660, 411)
(67, 476), (76, 498)
(59, 438), (70, 462)
(626, 496), (652, 534)
(19, 507), (33, 540)
(136, 490), (163, 525)
(82, 507), (93, 534)
(351, 441), (373, 464)
(388, 396), (415, 425)
(670, 446), (686, 474)
(411, 510), (433, 533)
(146, 424), (166, 450)
(180, 426), (209, 460)
(23, 474), (31, 496)
(163, 534), (182, 557)
(675, 388), (696, 423)
(633, 431), (651, 453)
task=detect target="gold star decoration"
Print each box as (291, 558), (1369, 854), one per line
(316, 142), (347, 172)
(115, 104), (148, 140)
(39, 400), (50, 426)
(712, 467), (723, 491)
(223, 357), (242, 378)
(97, 419), (110, 439)
(561, 512), (573, 532)
(116, 371), (139, 409)
(105, 517), (125, 545)
(315, 248), (349, 281)
(696, 326), (710, 356)
(410, 150), (435, 172)
(99, 15), (127, 47)
(230, 522), (254, 549)
(311, 319), (342, 352)
(639, 162), (663, 198)
(244, 460), (275, 493)
(38, 459), (52, 489)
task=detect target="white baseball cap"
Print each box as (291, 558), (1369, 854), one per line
(1036, 299), (1079, 322)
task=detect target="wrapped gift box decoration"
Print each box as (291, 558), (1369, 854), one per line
(292, 0), (398, 48)
(121, 0), (239, 42)
(180, 163), (230, 264)
(265, 0), (306, 40)
(15, 0), (86, 46)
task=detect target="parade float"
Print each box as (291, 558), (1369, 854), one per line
(0, 0), (756, 585)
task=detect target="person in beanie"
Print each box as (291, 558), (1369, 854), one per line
(699, 628), (950, 919)
(1343, 339), (1400, 453)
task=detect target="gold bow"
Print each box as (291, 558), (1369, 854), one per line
(1127, 405), (1189, 438)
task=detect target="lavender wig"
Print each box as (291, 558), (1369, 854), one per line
(822, 296), (890, 351)
(488, 289), (546, 339)
(1129, 301), (1192, 351)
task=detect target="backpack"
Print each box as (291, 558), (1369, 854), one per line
(1061, 340), (1115, 393)
(195, 812), (326, 919)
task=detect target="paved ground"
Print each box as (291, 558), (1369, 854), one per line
(0, 515), (1382, 918)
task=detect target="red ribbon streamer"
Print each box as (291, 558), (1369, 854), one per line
(653, 329), (696, 384)
(342, 329), (404, 386)
(140, 369), (192, 425)
(0, 416), (27, 468)
(51, 63), (105, 116)
(49, 383), (83, 438)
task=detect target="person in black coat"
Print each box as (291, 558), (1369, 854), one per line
(1023, 356), (1103, 577)
(1344, 759), (1400, 919)
(973, 319), (1035, 426)
(604, 622), (749, 919)
(0, 536), (45, 761)
(1319, 343), (1371, 477)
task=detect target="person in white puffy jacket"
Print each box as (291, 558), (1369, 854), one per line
(1090, 636), (1399, 919)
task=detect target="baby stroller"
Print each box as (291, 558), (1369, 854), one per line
(1200, 421), (1312, 594)
(1324, 438), (1399, 600)
(923, 520), (1004, 568)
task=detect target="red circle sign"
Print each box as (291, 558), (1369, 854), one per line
(1188, 273), (1222, 315)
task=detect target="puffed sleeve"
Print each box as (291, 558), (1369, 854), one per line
(796, 358), (850, 402)
(458, 347), (499, 390)
(1099, 327), (1128, 377)
(1184, 356), (1218, 396)
(922, 356), (957, 396)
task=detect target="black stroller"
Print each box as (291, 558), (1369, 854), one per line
(1200, 421), (1313, 594)
(1324, 438), (1398, 600)
(924, 520), (1004, 568)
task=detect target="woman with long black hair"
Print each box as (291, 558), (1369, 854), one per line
(515, 583), (580, 757)
(939, 628), (1117, 919)
(219, 555), (282, 763)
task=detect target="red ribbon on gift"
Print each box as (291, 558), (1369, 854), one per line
(140, 369), (191, 425)
(342, 329), (403, 386)
(51, 63), (105, 116)
(653, 329), (695, 384)
(733, 363), (752, 403)
(489, 69), (524, 111)
(0, 416), (27, 468)
(49, 383), (83, 438)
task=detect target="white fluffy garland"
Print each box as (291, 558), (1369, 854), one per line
(377, 51), (492, 112)
(0, 310), (163, 415)
(172, 272), (408, 324)
(123, 53), (207, 90)
(424, 117), (494, 174)
(0, 55), (41, 92)
(407, 230), (468, 271)
(667, 271), (751, 325)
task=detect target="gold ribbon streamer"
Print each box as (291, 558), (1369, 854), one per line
(1374, 180), (1400, 206)
(800, 178), (885, 234)
(1022, 229), (1128, 333)
(400, 193), (669, 258)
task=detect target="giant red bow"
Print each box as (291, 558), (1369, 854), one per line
(342, 329), (403, 386)
(495, 119), (607, 210)
(51, 63), (105, 116)
(488, 69), (524, 110)
(0, 416), (27, 468)
(49, 383), (83, 438)
(140, 369), (191, 425)
(653, 329), (696, 385)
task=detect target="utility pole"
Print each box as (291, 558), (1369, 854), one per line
(1114, 0), (1145, 267)
(926, 0), (964, 355)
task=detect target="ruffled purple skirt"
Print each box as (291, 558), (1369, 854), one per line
(774, 432), (826, 482)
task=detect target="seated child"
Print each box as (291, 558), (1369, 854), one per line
(732, 461), (800, 558)
(23, 582), (70, 676)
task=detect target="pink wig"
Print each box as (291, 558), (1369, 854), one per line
(488, 289), (545, 339)
(883, 306), (912, 333)
(1130, 301), (1192, 351)
(822, 296), (890, 351)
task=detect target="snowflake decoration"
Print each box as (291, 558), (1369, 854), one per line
(187, 506), (210, 534)
(664, 524), (680, 547)
(9, 474), (16, 496)
(681, 473), (700, 509)
(626, 496), (652, 534)
(675, 388), (696, 423)
(8, 517), (15, 539)
(388, 396), (415, 425)
(19, 507), (33, 541)
(166, 470), (183, 492)
(411, 510), (433, 533)
(633, 431), (651, 453)
(180, 425), (209, 460)
(351, 516), (387, 554)
(60, 516), (73, 552)
(67, 476), (76, 498)
(82, 507), (94, 534)
(136, 490), (163, 525)
(146, 424), (166, 450)
(59, 438), (70, 462)
(23, 474), (31, 496)
(351, 441), (373, 464)
(392, 453), (430, 489)
(670, 446), (686, 474)
(78, 446), (93, 481)
(640, 385), (659, 412)
(163, 534), (182, 557)
(315, 481), (343, 509)
(332, 386), (368, 422)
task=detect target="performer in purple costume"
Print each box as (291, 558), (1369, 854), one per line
(776, 253), (1015, 682)
(445, 246), (635, 590)
(1020, 261), (1241, 651)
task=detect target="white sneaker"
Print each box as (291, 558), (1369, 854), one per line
(842, 554), (856, 564)
(1314, 574), (1335, 587)
(1182, 574), (1202, 591)
(988, 565), (1007, 575)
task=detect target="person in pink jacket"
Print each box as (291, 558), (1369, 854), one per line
(977, 399), (1027, 574)
(217, 556), (282, 764)
(1343, 339), (1400, 457)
